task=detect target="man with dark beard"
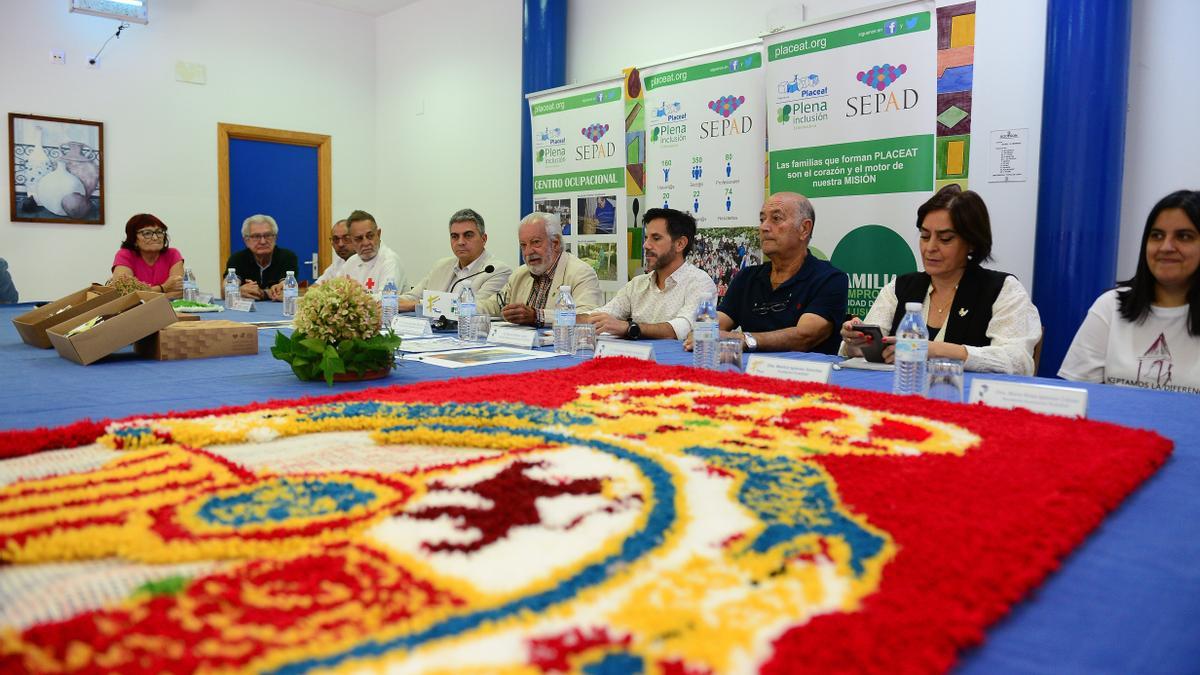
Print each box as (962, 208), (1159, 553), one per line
(582, 208), (715, 340)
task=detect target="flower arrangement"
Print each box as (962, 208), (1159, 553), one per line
(271, 277), (401, 384)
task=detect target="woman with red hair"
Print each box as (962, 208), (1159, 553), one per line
(110, 214), (185, 297)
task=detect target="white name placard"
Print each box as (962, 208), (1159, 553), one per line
(488, 325), (538, 349)
(746, 355), (833, 383)
(389, 316), (434, 337)
(421, 290), (456, 320)
(228, 299), (255, 312)
(968, 379), (1089, 418)
(594, 339), (656, 361)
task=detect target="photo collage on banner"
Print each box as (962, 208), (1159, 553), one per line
(639, 47), (766, 297)
(529, 81), (628, 295)
(936, 2), (976, 191)
(765, 0), (936, 318)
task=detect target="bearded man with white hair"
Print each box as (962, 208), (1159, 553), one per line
(477, 212), (602, 326)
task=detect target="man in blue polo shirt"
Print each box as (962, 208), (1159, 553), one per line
(690, 192), (848, 354)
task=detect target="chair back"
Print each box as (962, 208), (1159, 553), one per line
(1033, 327), (1045, 372)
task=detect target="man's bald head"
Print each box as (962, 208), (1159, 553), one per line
(759, 192), (816, 259)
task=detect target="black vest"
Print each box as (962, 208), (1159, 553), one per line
(889, 266), (1010, 347)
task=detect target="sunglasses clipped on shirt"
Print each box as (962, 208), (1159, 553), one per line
(751, 300), (791, 315)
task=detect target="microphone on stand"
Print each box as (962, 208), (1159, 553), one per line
(433, 265), (498, 331)
(447, 265), (495, 294)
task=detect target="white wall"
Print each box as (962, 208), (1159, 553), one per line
(567, 0), (1046, 286)
(1118, 0), (1200, 279)
(1, 0), (378, 301)
(964, 0), (1044, 285)
(566, 0), (822, 85)
(373, 0), (523, 283)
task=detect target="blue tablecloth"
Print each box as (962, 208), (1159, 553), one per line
(2, 301), (1197, 674)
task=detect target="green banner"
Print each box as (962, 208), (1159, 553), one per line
(645, 52), (762, 91)
(770, 134), (934, 197)
(768, 12), (930, 61)
(532, 168), (624, 195)
(531, 88), (622, 116)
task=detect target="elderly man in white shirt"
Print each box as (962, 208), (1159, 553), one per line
(313, 219), (355, 284)
(583, 208), (715, 340)
(399, 208), (512, 313)
(341, 209), (406, 294)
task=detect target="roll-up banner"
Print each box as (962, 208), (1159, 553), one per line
(528, 80), (628, 294)
(765, 0), (936, 318)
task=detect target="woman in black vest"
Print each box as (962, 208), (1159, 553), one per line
(840, 185), (1042, 374)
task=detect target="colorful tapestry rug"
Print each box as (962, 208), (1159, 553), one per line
(0, 359), (1172, 674)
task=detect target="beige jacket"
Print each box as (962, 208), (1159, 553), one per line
(478, 251), (603, 324)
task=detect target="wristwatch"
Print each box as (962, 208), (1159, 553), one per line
(627, 320), (641, 340)
(743, 332), (757, 351)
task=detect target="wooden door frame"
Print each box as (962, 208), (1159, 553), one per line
(217, 123), (332, 284)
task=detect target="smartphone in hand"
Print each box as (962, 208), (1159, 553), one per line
(856, 324), (887, 363)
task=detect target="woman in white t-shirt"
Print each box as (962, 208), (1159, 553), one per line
(1059, 190), (1200, 393)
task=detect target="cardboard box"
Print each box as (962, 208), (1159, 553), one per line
(12, 284), (119, 348)
(135, 320), (259, 361)
(47, 291), (178, 365)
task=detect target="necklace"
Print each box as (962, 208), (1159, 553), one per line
(931, 284), (958, 315)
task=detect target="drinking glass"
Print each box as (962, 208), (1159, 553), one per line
(927, 358), (965, 403)
(574, 323), (598, 358)
(717, 338), (744, 373)
(470, 314), (492, 344)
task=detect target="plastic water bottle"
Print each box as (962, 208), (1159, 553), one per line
(282, 271), (298, 317)
(380, 278), (398, 332)
(553, 285), (576, 355)
(457, 285), (476, 342)
(692, 294), (719, 370)
(182, 268), (198, 302)
(893, 301), (930, 396)
(223, 268), (240, 309)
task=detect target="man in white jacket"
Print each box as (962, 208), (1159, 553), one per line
(341, 210), (406, 295)
(313, 219), (355, 285)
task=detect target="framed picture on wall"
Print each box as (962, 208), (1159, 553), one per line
(8, 113), (105, 225)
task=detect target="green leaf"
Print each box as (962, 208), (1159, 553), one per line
(270, 331), (295, 361)
(300, 337), (328, 355)
(316, 344), (347, 386)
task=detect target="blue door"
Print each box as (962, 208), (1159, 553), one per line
(228, 139), (320, 283)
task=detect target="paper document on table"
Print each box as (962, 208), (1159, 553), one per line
(413, 346), (559, 369)
(398, 337), (476, 353)
(249, 320), (294, 330)
(489, 323), (554, 347)
(836, 357), (895, 372)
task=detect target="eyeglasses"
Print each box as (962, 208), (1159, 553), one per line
(246, 233), (276, 242)
(331, 235), (351, 244)
(137, 229), (165, 239)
